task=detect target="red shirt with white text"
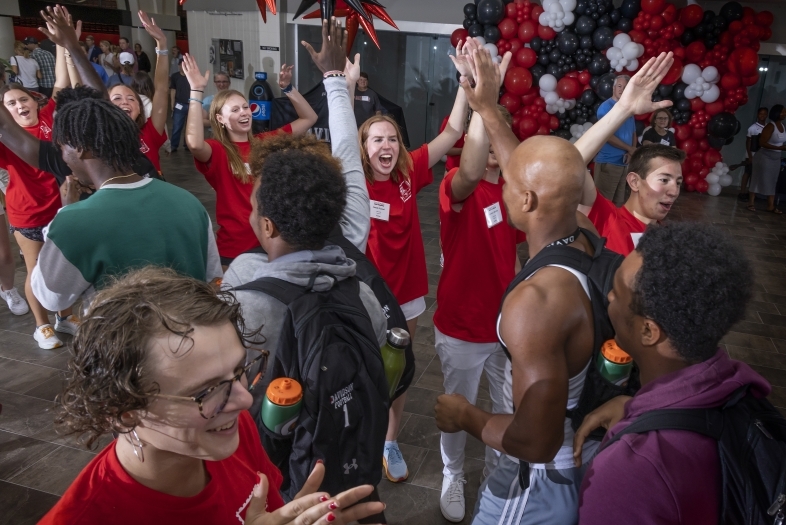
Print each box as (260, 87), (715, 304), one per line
(138, 119), (167, 172)
(587, 189), (647, 256)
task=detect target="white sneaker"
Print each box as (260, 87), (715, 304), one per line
(34, 324), (63, 350)
(54, 314), (80, 336)
(440, 476), (466, 523)
(0, 287), (28, 315)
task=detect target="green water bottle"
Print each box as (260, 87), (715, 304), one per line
(381, 328), (409, 399)
(597, 340), (633, 386)
(260, 378), (303, 436)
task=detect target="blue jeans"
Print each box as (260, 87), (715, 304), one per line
(170, 107), (188, 151)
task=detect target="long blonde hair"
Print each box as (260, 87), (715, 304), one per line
(13, 41), (29, 59)
(358, 115), (412, 185)
(209, 89), (255, 183)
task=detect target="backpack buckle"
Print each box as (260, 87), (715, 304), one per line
(767, 493), (786, 517)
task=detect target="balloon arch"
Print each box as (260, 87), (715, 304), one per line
(451, 0), (773, 195)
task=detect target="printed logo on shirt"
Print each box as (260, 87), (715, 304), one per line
(39, 122), (52, 139)
(399, 180), (412, 203)
(139, 138), (150, 154)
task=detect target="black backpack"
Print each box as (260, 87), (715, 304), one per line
(234, 274), (390, 501)
(601, 385), (786, 525)
(327, 226), (415, 399)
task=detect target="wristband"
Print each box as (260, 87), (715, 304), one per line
(323, 73), (346, 79)
(156, 48), (168, 55)
(188, 98), (203, 104)
(281, 84), (293, 94)
(190, 89), (204, 93)
(322, 70), (343, 78)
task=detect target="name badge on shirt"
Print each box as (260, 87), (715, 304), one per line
(370, 200), (390, 221)
(660, 138), (671, 146)
(631, 232), (644, 248)
(175, 103), (183, 110)
(484, 202), (503, 228)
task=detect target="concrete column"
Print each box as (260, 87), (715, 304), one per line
(0, 17), (15, 66)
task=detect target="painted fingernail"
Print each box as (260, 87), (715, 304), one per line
(329, 502), (338, 510)
(326, 513), (336, 522)
(319, 496), (329, 502)
(316, 459), (324, 465)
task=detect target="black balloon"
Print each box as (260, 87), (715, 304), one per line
(610, 8), (621, 23)
(595, 72), (616, 100)
(463, 18), (473, 29)
(484, 25), (501, 43)
(538, 53), (550, 66)
(680, 29), (695, 46)
(550, 48), (563, 62)
(588, 52), (610, 75)
(576, 15), (596, 35)
(734, 119), (742, 135)
(708, 112), (740, 139)
(657, 84), (673, 97)
(676, 99), (691, 112)
(708, 136), (726, 149)
(616, 17), (632, 32)
(720, 1), (743, 22)
(530, 37), (543, 53)
(546, 63), (563, 78)
(468, 23), (484, 37)
(476, 0), (505, 25)
(580, 89), (597, 106)
(463, 3), (477, 19)
(592, 26), (614, 51)
(672, 81), (688, 100)
(597, 14), (612, 27)
(557, 31), (580, 54)
(554, 129), (572, 140)
(530, 64), (546, 86)
(619, 0), (640, 20)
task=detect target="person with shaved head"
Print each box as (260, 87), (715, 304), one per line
(435, 48), (674, 524)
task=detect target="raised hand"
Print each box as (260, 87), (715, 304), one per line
(182, 53), (209, 91)
(38, 5), (79, 49)
(460, 48), (505, 117)
(345, 53), (360, 86)
(617, 52), (674, 117)
(139, 11), (167, 46)
(449, 38), (475, 82)
(279, 64), (294, 89)
(302, 17), (348, 74)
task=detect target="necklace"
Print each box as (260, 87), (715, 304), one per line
(99, 173), (138, 189)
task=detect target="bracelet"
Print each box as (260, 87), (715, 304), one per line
(281, 84), (293, 94)
(324, 73), (346, 79)
(190, 89), (204, 93)
(323, 70), (343, 78)
(188, 98), (203, 104)
(156, 48), (168, 55)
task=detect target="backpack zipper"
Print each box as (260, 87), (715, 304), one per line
(756, 419), (774, 439)
(768, 494), (785, 524)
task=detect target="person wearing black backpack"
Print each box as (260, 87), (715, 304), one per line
(573, 222), (774, 525)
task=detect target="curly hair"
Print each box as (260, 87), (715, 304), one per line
(54, 85), (103, 108)
(256, 149), (347, 250)
(53, 98), (140, 173)
(359, 115), (413, 185)
(632, 222), (752, 363)
(249, 132), (341, 178)
(55, 266), (255, 449)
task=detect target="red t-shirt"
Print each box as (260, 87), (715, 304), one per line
(39, 411), (284, 525)
(195, 125), (293, 259)
(434, 168), (526, 342)
(0, 99), (61, 228)
(439, 116), (465, 173)
(138, 119), (167, 172)
(366, 144), (432, 306)
(587, 189), (647, 256)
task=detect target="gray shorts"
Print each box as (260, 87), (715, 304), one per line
(472, 455), (588, 525)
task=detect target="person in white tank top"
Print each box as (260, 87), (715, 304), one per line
(748, 104), (786, 214)
(435, 50), (674, 525)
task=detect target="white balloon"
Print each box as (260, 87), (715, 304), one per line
(484, 43), (499, 57)
(613, 33), (632, 48)
(548, 3), (562, 13)
(493, 55), (502, 64)
(615, 63), (625, 72)
(715, 162), (724, 168)
(539, 74), (558, 92)
(706, 173), (720, 184)
(684, 86), (697, 99)
(566, 99), (576, 109)
(638, 43), (645, 55)
(563, 12), (575, 26)
(701, 66), (719, 83)
(561, 0), (577, 11)
(682, 64), (702, 85)
(719, 174), (733, 187)
(707, 183), (722, 196)
(622, 41), (641, 60)
(627, 58), (639, 71)
(543, 0), (556, 7)
(570, 137), (578, 143)
(546, 104), (558, 114)
(570, 124), (582, 135)
(544, 91), (559, 104)
(475, 36), (486, 46)
(607, 47), (622, 60)
(583, 122), (593, 131)
(700, 84), (720, 103)
(701, 81), (711, 91)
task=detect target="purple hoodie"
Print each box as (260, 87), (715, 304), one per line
(578, 349), (771, 525)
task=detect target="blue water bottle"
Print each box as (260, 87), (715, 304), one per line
(249, 72), (273, 134)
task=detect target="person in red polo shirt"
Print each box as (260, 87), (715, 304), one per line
(434, 104), (526, 522)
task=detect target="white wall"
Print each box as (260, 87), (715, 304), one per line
(187, 10), (283, 99)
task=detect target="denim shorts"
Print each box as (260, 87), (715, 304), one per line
(9, 225), (45, 243)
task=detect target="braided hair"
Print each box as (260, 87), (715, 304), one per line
(53, 98), (140, 173)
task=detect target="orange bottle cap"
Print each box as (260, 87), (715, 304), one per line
(266, 378), (303, 406)
(602, 340), (633, 364)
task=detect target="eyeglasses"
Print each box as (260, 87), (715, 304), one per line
(655, 117), (669, 121)
(156, 350), (268, 419)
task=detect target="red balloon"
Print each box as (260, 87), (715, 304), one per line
(519, 117), (538, 138)
(549, 115), (560, 131)
(641, 0), (666, 15)
(761, 28), (773, 41)
(679, 4), (703, 28)
(578, 71), (591, 85)
(649, 14), (665, 31)
(687, 157), (703, 173)
(672, 46), (685, 60)
(498, 18), (518, 40)
(679, 138), (698, 155)
(538, 24), (556, 40)
(704, 149), (722, 167)
(685, 41), (706, 64)
(520, 88), (539, 106)
(518, 20), (537, 43)
(674, 125), (691, 141)
(698, 139), (709, 151)
(742, 72), (760, 87)
(516, 47), (538, 68)
(629, 29), (646, 44)
(504, 67), (533, 96)
(720, 72), (741, 90)
(509, 38), (523, 54)
(755, 11), (774, 27)
(696, 179), (709, 193)
(662, 4), (677, 24)
(557, 77), (582, 99)
(661, 58), (684, 85)
(506, 3), (517, 18)
(705, 101), (724, 116)
(531, 4), (544, 19)
(729, 47), (759, 77)
(538, 111), (551, 125)
(685, 174), (699, 186)
(451, 28), (469, 48)
(536, 124), (550, 136)
(692, 127), (707, 139)
(499, 92), (521, 115)
(690, 98), (705, 112)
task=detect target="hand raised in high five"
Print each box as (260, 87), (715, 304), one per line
(279, 64), (294, 89)
(345, 53), (360, 87)
(38, 5), (80, 49)
(460, 48), (512, 117)
(616, 52), (675, 117)
(181, 53), (210, 91)
(139, 11), (167, 46)
(302, 17), (348, 74)
(449, 38), (477, 83)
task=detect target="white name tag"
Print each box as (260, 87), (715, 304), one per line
(484, 202), (503, 228)
(631, 232), (643, 247)
(175, 103), (183, 110)
(660, 138), (671, 146)
(370, 200), (390, 221)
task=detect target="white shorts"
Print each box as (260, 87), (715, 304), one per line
(400, 296), (426, 320)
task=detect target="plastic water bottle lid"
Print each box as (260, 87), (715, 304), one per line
(266, 377), (303, 405)
(255, 72), (268, 81)
(601, 340), (633, 364)
(387, 327), (410, 348)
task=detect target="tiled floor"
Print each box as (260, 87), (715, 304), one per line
(1, 150), (786, 524)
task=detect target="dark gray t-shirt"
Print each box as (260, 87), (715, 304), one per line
(641, 128), (676, 147)
(353, 88), (384, 128)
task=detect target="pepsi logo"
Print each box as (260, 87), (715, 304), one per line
(250, 103), (262, 118)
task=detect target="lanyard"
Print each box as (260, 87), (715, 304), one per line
(545, 228), (581, 248)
